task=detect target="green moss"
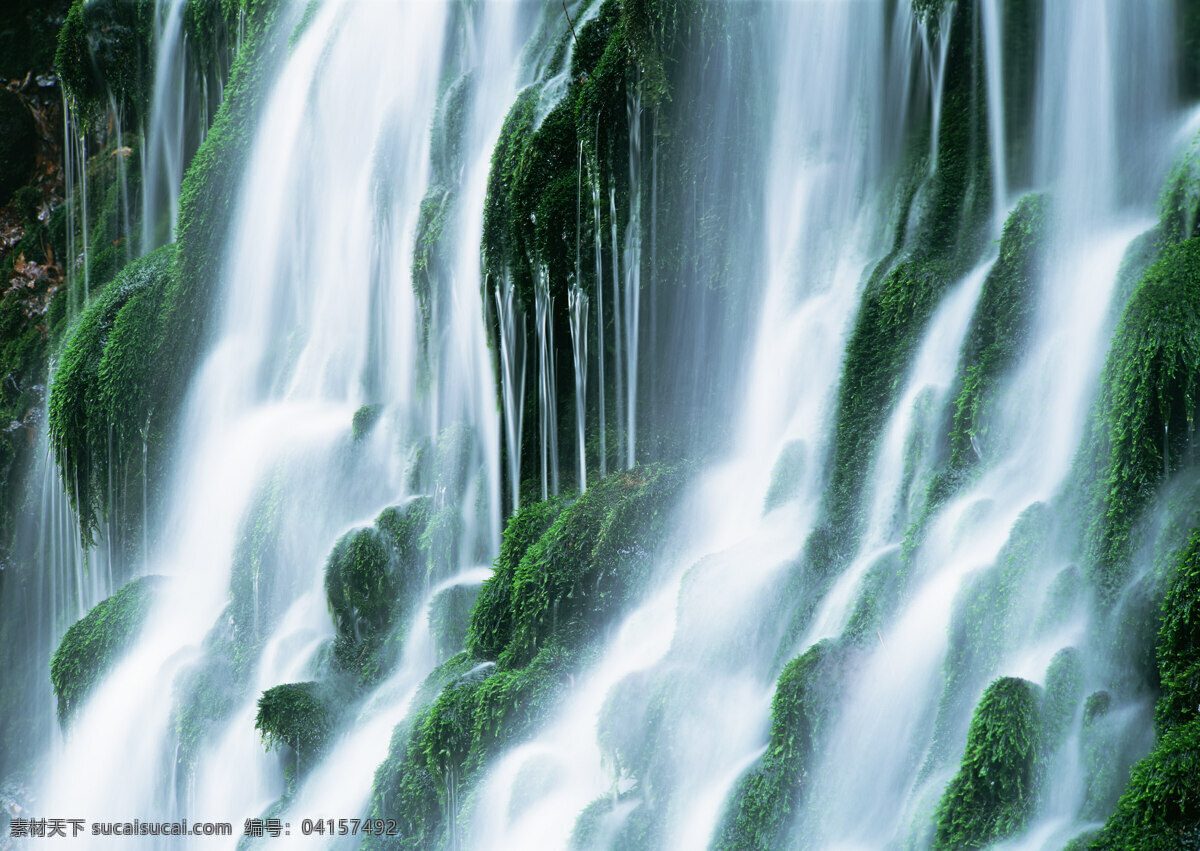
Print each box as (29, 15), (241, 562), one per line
(1086, 237), (1200, 598)
(932, 676), (1041, 850)
(324, 497), (430, 684)
(50, 575), (162, 725)
(1088, 719), (1200, 850)
(467, 495), (568, 660)
(1160, 133), (1200, 244)
(1079, 690), (1126, 822)
(502, 463), (688, 667)
(945, 193), (1050, 474)
(255, 681), (335, 764)
(712, 640), (846, 850)
(1156, 530), (1200, 731)
(1041, 646), (1083, 753)
(56, 0), (155, 130)
(350, 404), (381, 441)
(926, 503), (1051, 769)
(429, 583), (480, 664)
(367, 465), (688, 846)
(47, 244), (174, 545)
(840, 546), (904, 647)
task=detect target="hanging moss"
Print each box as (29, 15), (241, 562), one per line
(255, 681), (335, 762)
(712, 639), (846, 851)
(50, 575), (162, 725)
(55, 0), (155, 130)
(47, 244), (174, 545)
(932, 676), (1041, 850)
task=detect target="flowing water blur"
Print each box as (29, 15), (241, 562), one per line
(17, 0), (1197, 848)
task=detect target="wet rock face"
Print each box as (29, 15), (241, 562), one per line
(0, 89), (36, 206)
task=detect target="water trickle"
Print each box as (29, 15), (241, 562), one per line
(535, 264), (560, 499)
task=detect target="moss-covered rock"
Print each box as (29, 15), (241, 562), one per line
(712, 639), (847, 850)
(925, 503), (1051, 769)
(366, 464), (689, 847)
(255, 681), (335, 765)
(55, 0), (155, 130)
(351, 404), (381, 442)
(502, 463), (689, 667)
(467, 495), (567, 660)
(50, 575), (162, 725)
(1156, 530), (1200, 731)
(1086, 237), (1200, 598)
(1087, 718), (1200, 850)
(47, 243), (174, 545)
(1040, 646), (1083, 753)
(325, 497), (430, 683)
(945, 193), (1049, 474)
(932, 676), (1041, 850)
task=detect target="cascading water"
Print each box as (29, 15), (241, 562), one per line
(7, 0), (1200, 849)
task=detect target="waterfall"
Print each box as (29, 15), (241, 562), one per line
(591, 152), (608, 477)
(140, 0), (188, 251)
(535, 264), (560, 499)
(495, 274), (527, 511)
(7, 0), (1200, 848)
(623, 80), (642, 468)
(569, 281), (589, 491)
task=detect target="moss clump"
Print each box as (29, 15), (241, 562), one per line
(47, 244), (175, 545)
(50, 575), (162, 725)
(932, 676), (1041, 850)
(926, 503), (1051, 768)
(1087, 719), (1200, 850)
(502, 463), (689, 667)
(55, 0), (155, 130)
(325, 497), (430, 683)
(945, 193), (1049, 473)
(1086, 237), (1200, 598)
(1041, 646), (1083, 753)
(367, 465), (689, 847)
(351, 404), (381, 441)
(467, 495), (568, 659)
(712, 640), (846, 850)
(1085, 527), (1200, 846)
(428, 583), (480, 664)
(1156, 530), (1200, 731)
(255, 681), (335, 762)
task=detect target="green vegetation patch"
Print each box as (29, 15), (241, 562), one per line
(712, 639), (847, 850)
(50, 575), (162, 725)
(932, 676), (1041, 850)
